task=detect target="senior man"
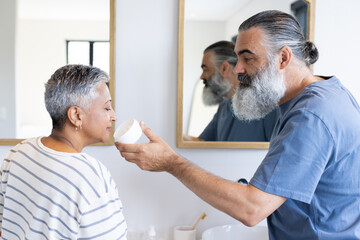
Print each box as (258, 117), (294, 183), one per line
(117, 10), (360, 239)
(185, 40), (279, 142)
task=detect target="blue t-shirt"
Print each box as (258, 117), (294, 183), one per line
(250, 76), (360, 239)
(199, 99), (280, 141)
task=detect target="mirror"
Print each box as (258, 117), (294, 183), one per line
(177, 0), (315, 148)
(0, 0), (115, 145)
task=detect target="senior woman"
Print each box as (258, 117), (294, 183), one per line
(0, 65), (127, 239)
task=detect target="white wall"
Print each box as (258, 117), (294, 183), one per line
(313, 0), (360, 102)
(16, 19), (108, 138)
(0, 0), (360, 239)
(0, 0), (16, 138)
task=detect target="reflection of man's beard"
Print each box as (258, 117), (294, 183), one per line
(202, 71), (232, 106)
(232, 61), (286, 121)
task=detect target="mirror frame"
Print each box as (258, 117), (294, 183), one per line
(0, 0), (116, 146)
(176, 0), (315, 149)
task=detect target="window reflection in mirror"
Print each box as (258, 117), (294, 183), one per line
(0, 0), (113, 144)
(177, 0), (314, 148)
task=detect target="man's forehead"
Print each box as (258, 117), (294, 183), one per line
(203, 50), (214, 59)
(202, 51), (215, 64)
(234, 27), (265, 53)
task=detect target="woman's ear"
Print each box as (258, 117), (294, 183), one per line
(279, 46), (292, 70)
(219, 61), (230, 77)
(67, 106), (83, 129)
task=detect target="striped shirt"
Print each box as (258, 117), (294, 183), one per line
(0, 137), (127, 239)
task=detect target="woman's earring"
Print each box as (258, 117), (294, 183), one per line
(75, 123), (82, 131)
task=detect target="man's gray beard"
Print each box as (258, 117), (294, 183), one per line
(202, 71), (232, 106)
(231, 61), (286, 121)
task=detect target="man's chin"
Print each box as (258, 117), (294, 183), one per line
(231, 90), (277, 121)
(202, 92), (223, 106)
(233, 107), (273, 121)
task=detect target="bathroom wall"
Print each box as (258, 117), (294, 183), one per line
(0, 0), (16, 138)
(16, 18), (108, 138)
(0, 0), (359, 238)
(314, 0), (360, 102)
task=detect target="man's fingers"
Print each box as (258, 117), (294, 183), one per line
(121, 152), (135, 161)
(140, 121), (162, 143)
(115, 142), (142, 153)
(120, 152), (151, 170)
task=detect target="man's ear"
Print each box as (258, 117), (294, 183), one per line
(219, 61), (230, 77)
(67, 106), (83, 129)
(279, 46), (292, 70)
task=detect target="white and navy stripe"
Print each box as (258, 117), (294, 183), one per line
(0, 137), (127, 239)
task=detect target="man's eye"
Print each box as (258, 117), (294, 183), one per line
(244, 57), (252, 62)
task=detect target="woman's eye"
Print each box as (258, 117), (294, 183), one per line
(105, 108), (111, 111)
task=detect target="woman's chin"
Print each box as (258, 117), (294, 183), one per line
(102, 134), (111, 143)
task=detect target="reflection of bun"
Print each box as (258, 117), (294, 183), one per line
(304, 40), (319, 65)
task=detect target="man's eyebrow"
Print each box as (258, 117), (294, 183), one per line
(234, 49), (255, 56)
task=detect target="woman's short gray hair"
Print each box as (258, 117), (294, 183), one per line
(44, 64), (109, 130)
(239, 10), (318, 67)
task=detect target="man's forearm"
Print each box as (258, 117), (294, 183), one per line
(167, 156), (279, 226)
(116, 122), (285, 225)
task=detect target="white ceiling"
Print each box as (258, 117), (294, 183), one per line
(17, 0), (109, 20)
(185, 0), (250, 21)
(18, 0), (247, 22)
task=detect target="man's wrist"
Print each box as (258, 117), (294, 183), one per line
(167, 154), (190, 177)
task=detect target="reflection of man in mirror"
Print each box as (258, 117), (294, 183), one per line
(184, 40), (279, 141)
(117, 10), (360, 239)
(201, 41), (238, 106)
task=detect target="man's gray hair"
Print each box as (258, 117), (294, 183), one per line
(44, 64), (109, 130)
(204, 41), (238, 68)
(239, 10), (319, 66)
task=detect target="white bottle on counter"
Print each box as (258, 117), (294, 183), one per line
(142, 225), (157, 240)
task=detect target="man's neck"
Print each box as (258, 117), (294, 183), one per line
(279, 70), (323, 105)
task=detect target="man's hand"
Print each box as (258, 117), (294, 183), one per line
(115, 122), (286, 227)
(115, 121), (181, 172)
(183, 135), (203, 141)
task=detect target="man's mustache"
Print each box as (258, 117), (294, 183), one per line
(202, 79), (209, 87)
(237, 74), (252, 86)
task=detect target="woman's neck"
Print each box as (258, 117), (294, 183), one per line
(42, 128), (83, 153)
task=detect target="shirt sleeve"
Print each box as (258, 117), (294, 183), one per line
(77, 159), (127, 239)
(250, 109), (335, 204)
(0, 152), (12, 230)
(77, 190), (127, 239)
(0, 170), (4, 230)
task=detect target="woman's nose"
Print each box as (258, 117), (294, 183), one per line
(111, 110), (117, 122)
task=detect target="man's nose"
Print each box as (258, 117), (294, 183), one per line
(233, 61), (246, 75)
